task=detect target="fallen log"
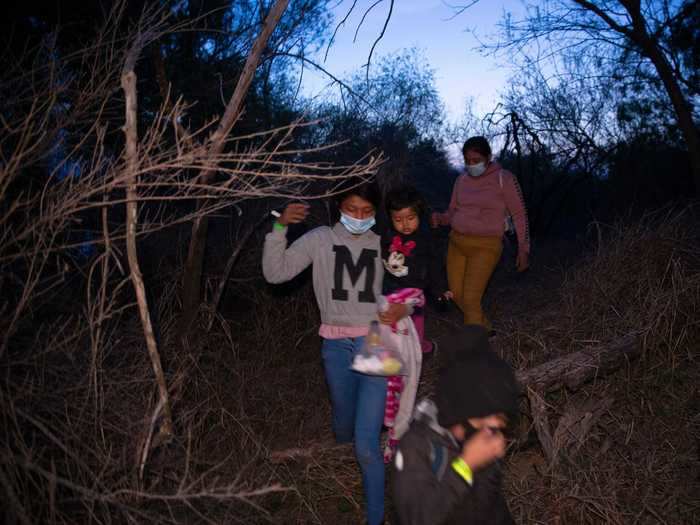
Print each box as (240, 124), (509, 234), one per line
(517, 334), (639, 467)
(269, 441), (351, 464)
(516, 334), (640, 394)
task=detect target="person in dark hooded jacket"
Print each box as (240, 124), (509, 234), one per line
(391, 325), (519, 525)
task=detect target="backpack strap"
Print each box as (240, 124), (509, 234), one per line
(498, 169), (515, 233)
(428, 438), (449, 480)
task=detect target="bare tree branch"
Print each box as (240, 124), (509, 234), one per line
(324, 0), (359, 62)
(121, 24), (174, 445)
(355, 0), (394, 83)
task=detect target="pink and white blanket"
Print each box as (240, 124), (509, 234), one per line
(379, 288), (423, 461)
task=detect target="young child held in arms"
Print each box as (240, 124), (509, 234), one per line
(392, 325), (518, 525)
(382, 185), (451, 353)
(381, 185), (452, 461)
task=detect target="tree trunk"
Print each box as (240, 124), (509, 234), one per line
(206, 212), (270, 331)
(575, 0), (700, 194)
(515, 334), (640, 394)
(639, 41), (700, 195)
(121, 68), (174, 444)
(625, 0), (700, 194)
(180, 0), (289, 336)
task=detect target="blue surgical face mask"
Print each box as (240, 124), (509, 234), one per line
(340, 212), (376, 234)
(466, 162), (487, 177)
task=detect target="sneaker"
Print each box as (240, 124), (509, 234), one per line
(435, 296), (451, 313)
(422, 339), (437, 359)
(421, 339), (437, 355)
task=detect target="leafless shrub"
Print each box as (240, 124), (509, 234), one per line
(0, 3), (381, 523)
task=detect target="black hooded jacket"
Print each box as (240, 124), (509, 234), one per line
(391, 399), (514, 525)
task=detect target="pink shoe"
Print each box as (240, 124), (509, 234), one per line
(383, 438), (398, 463)
(422, 339), (437, 355)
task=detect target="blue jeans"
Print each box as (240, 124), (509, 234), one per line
(322, 337), (387, 525)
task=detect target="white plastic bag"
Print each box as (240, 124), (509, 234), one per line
(351, 320), (406, 376)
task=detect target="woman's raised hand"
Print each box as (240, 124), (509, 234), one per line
(278, 203), (310, 226)
(516, 251), (529, 273)
(378, 303), (408, 325)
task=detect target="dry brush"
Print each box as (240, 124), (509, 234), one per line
(0, 4), (381, 523)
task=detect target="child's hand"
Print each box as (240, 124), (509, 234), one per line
(429, 211), (442, 229)
(278, 203), (310, 226)
(460, 428), (506, 472)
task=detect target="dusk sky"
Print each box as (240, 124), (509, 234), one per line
(302, 0), (527, 121)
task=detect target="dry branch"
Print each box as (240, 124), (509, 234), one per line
(206, 211), (271, 331)
(121, 49), (173, 445)
(551, 396), (613, 461)
(181, 0), (290, 332)
(525, 387), (555, 464)
(269, 441), (352, 464)
(518, 335), (639, 466)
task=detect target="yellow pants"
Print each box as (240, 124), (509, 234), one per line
(447, 232), (503, 328)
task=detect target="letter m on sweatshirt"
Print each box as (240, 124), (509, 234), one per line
(332, 245), (377, 303)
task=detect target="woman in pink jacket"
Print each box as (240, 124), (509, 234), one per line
(431, 136), (530, 330)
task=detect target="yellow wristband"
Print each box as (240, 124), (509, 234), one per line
(451, 457), (473, 485)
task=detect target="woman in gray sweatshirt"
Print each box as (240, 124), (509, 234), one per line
(263, 182), (406, 525)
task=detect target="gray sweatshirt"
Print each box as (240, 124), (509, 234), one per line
(262, 223), (383, 328)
